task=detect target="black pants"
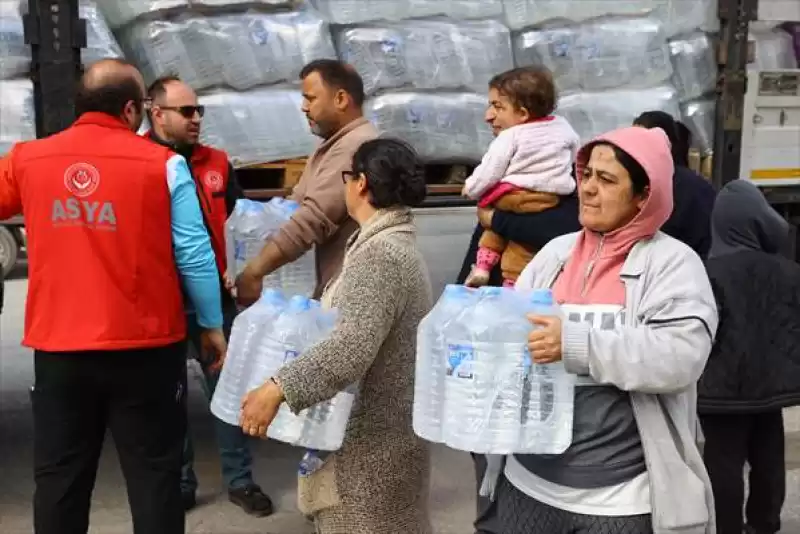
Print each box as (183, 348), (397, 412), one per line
(472, 453), (503, 534)
(32, 343), (188, 534)
(700, 412), (785, 534)
(496, 477), (653, 534)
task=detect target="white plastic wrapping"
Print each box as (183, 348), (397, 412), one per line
(96, 0), (188, 30)
(337, 19), (513, 95)
(119, 11), (335, 91)
(199, 87), (318, 166)
(669, 31), (717, 102)
(681, 97), (715, 155)
(513, 16), (672, 93)
(365, 92), (493, 164)
(0, 78), (35, 156)
(558, 85), (681, 143)
(311, 0), (503, 25)
(1, 0), (122, 79)
(749, 27), (798, 70)
(0, 0), (27, 80)
(502, 0), (717, 36)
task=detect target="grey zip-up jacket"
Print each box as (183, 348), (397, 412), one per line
(506, 231), (718, 534)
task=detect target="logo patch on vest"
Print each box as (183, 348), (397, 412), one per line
(203, 170), (224, 192)
(64, 163), (100, 198)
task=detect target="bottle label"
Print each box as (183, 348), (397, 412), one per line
(446, 343), (475, 380)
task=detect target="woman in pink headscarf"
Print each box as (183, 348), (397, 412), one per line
(493, 127), (719, 534)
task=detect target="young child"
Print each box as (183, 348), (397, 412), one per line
(463, 66), (580, 288)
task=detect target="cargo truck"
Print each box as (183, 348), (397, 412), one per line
(1, 0), (799, 296)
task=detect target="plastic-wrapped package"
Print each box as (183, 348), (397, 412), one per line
(0, 0), (28, 80)
(199, 88), (318, 166)
(749, 27), (797, 70)
(558, 85), (681, 143)
(80, 0), (125, 66)
(190, 0), (292, 7)
(120, 12), (335, 90)
(312, 0), (503, 24)
(338, 19), (512, 95)
(0, 79), (35, 156)
(365, 92), (493, 163)
(514, 16), (672, 93)
(681, 97), (715, 155)
(96, 0), (187, 30)
(502, 0), (717, 35)
(784, 23), (800, 67)
(669, 32), (717, 102)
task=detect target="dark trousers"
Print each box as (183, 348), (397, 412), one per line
(700, 412), (786, 534)
(32, 343), (188, 534)
(472, 453), (503, 534)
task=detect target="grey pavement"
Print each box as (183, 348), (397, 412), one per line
(2, 270), (800, 533)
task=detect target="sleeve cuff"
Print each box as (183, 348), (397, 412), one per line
(562, 320), (591, 376)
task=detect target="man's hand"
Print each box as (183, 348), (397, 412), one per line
(235, 265), (263, 307)
(527, 314), (563, 364)
(200, 327), (227, 373)
(477, 208), (495, 229)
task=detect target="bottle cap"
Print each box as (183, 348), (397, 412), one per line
(260, 288), (286, 305)
(531, 288), (554, 306)
(479, 286), (502, 297)
(288, 295), (311, 311)
(443, 284), (471, 298)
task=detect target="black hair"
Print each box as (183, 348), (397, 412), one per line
(633, 110), (689, 167)
(147, 74), (182, 102)
(300, 59), (365, 107)
(351, 138), (427, 209)
(74, 59), (145, 117)
(586, 141), (650, 197)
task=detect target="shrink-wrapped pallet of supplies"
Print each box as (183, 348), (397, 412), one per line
(118, 10), (335, 90)
(0, 79), (35, 156)
(336, 18), (513, 95)
(98, 0), (295, 29)
(1, 0), (123, 79)
(668, 31), (717, 102)
(501, 0), (717, 36)
(199, 88), (318, 166)
(365, 92), (493, 163)
(311, 0), (503, 25)
(680, 97), (715, 155)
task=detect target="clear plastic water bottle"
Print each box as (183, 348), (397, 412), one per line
(225, 199), (281, 277)
(413, 284), (476, 443)
(298, 449), (326, 476)
(260, 198), (317, 297)
(210, 288), (287, 426)
(518, 288), (575, 454)
(442, 286), (530, 454)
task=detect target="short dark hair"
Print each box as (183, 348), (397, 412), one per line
(586, 141), (651, 197)
(352, 138), (427, 209)
(633, 110), (688, 167)
(75, 60), (145, 117)
(489, 67), (556, 119)
(300, 59), (365, 107)
(147, 75), (182, 102)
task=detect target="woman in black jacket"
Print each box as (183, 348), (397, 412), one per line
(700, 180), (800, 534)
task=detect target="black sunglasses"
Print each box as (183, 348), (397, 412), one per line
(159, 105), (206, 119)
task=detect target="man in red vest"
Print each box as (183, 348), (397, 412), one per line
(0, 59), (225, 534)
(144, 77), (273, 517)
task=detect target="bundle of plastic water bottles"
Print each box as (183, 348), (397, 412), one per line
(414, 285), (575, 455)
(211, 290), (356, 451)
(224, 198), (316, 298)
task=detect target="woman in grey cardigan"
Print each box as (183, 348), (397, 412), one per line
(239, 138), (434, 534)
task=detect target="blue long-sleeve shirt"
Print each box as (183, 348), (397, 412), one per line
(166, 154), (223, 329)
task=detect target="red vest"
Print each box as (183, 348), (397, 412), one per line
(11, 113), (187, 351)
(189, 145), (229, 276)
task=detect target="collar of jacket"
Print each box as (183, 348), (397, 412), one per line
(553, 231), (661, 279)
(345, 207), (415, 254)
(143, 129), (209, 164)
(317, 116), (371, 151)
(74, 112), (135, 132)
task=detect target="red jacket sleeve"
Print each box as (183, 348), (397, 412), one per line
(0, 149), (23, 221)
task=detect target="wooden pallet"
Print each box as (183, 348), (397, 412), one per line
(238, 161), (477, 200)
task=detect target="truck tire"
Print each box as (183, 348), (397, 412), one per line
(0, 226), (19, 279)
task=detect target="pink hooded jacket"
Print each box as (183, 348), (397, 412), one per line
(553, 126), (675, 305)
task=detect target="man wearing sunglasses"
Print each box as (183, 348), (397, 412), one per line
(143, 77), (272, 519)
